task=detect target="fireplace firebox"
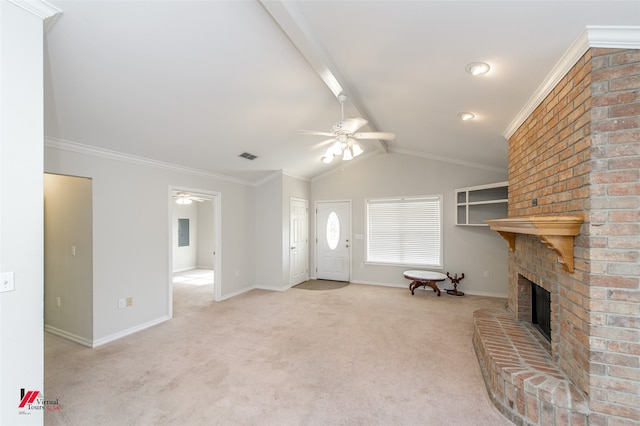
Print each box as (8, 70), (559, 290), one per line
(531, 282), (551, 342)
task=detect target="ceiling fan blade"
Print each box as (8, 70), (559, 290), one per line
(341, 117), (368, 134)
(309, 138), (336, 151)
(298, 130), (334, 137)
(353, 131), (396, 140)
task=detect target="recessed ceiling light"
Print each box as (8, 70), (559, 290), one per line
(458, 112), (475, 121)
(465, 62), (490, 76)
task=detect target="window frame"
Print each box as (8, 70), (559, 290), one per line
(365, 194), (444, 269)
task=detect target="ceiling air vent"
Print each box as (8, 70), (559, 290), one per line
(239, 152), (258, 161)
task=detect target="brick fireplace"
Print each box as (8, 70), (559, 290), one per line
(474, 42), (639, 426)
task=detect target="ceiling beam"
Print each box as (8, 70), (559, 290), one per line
(258, 0), (388, 154)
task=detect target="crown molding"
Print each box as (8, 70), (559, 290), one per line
(310, 148), (507, 183)
(388, 147), (507, 174)
(45, 137), (255, 187)
(255, 170), (285, 187)
(9, 0), (62, 32)
(503, 25), (640, 140)
(586, 25), (640, 48)
(282, 170), (311, 183)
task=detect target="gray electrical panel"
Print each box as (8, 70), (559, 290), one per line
(178, 218), (189, 247)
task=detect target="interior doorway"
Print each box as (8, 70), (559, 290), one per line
(169, 187), (221, 317)
(43, 173), (94, 346)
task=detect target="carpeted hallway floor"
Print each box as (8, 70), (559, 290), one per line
(44, 282), (512, 425)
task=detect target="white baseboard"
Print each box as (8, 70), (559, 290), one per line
(92, 315), (170, 347)
(220, 280), (507, 300)
(255, 284), (290, 292)
(172, 266), (196, 273)
(196, 265), (214, 270)
(349, 280), (508, 299)
(219, 285), (256, 301)
(349, 280), (406, 288)
(45, 325), (93, 348)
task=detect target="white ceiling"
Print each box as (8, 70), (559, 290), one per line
(44, 1), (640, 185)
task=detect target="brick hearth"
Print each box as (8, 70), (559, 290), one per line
(473, 308), (588, 425)
(474, 44), (640, 425)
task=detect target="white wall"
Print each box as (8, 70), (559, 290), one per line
(44, 174), (93, 346)
(311, 152), (509, 297)
(254, 174), (284, 289)
(0, 2), (59, 424)
(254, 172), (311, 291)
(44, 144), (256, 344)
(196, 200), (215, 269)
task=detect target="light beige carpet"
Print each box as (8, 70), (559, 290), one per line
(44, 283), (512, 425)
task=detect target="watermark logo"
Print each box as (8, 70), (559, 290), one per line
(18, 389), (40, 408)
(18, 388), (60, 414)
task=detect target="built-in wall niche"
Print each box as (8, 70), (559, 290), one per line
(455, 181), (508, 226)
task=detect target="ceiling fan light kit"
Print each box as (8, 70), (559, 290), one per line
(175, 195), (193, 205)
(301, 93), (395, 164)
(322, 138), (363, 163)
(173, 192), (209, 205)
(458, 112), (475, 121)
(352, 141), (363, 156)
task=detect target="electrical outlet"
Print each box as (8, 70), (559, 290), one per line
(126, 297), (133, 307)
(56, 297), (61, 307)
(118, 298), (126, 309)
(483, 271), (490, 278)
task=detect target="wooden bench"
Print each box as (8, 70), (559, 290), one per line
(403, 270), (447, 297)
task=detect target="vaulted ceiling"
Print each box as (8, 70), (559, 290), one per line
(44, 1), (640, 185)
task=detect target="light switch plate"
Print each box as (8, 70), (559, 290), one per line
(1, 272), (15, 293)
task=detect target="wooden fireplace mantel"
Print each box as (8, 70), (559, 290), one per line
(485, 215), (584, 273)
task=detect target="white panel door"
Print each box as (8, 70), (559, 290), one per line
(290, 198), (308, 286)
(316, 201), (350, 281)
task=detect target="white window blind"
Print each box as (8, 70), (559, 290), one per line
(366, 195), (442, 268)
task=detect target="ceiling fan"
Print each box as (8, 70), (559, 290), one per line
(299, 94), (395, 163)
(173, 192), (208, 205)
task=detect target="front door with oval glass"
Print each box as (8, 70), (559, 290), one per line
(316, 201), (350, 281)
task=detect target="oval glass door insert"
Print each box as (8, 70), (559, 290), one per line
(326, 211), (340, 250)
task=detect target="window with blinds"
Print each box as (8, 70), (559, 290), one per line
(366, 195), (443, 268)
